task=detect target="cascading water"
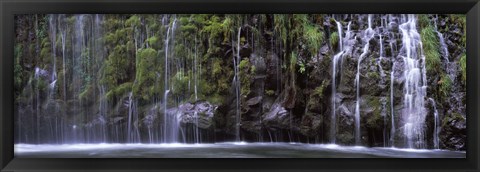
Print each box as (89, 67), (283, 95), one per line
(434, 15), (449, 63)
(330, 20), (343, 144)
(429, 98), (440, 149)
(331, 19), (352, 144)
(126, 92), (140, 143)
(235, 27), (242, 142)
(390, 64), (396, 147)
(398, 14), (428, 149)
(14, 14), (465, 153)
(354, 14), (375, 145)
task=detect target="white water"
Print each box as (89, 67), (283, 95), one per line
(434, 14), (449, 63)
(399, 14), (428, 149)
(331, 20), (353, 144)
(15, 143), (465, 158)
(354, 14), (375, 145)
(429, 98), (440, 149)
(331, 20), (343, 144)
(390, 63), (396, 146)
(235, 27), (242, 142)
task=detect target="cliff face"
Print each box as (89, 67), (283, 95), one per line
(14, 14), (466, 150)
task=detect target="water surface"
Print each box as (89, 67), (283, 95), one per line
(15, 142), (466, 158)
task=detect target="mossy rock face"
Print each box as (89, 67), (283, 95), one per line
(421, 25), (442, 75)
(106, 82), (133, 101)
(79, 84), (95, 105)
(13, 14), (467, 147)
(440, 113), (466, 150)
(307, 79), (329, 114)
(300, 113), (323, 137)
(363, 96), (383, 130)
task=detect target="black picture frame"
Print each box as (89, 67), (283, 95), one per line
(1, 0), (479, 171)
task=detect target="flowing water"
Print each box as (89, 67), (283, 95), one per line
(354, 14), (375, 145)
(15, 143), (465, 158)
(14, 14), (464, 157)
(399, 14), (428, 149)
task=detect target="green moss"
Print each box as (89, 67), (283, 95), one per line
(273, 14), (288, 45)
(307, 79), (329, 111)
(290, 51), (297, 73)
(239, 58), (250, 69)
(171, 71), (191, 99)
(418, 14), (431, 29)
(366, 96), (382, 129)
(367, 71), (380, 80)
(421, 25), (441, 74)
(206, 93), (225, 105)
(239, 58), (253, 97)
(212, 59), (223, 76)
(439, 73), (452, 98)
(449, 14), (466, 47)
(133, 48), (158, 101)
(303, 24), (324, 55)
(147, 36), (160, 49)
(265, 89), (275, 96)
(40, 38), (52, 65)
(442, 112), (465, 128)
(106, 82), (133, 101)
(312, 80), (328, 100)
(330, 31), (339, 49)
(79, 84), (94, 102)
(125, 15), (141, 27)
(36, 78), (48, 92)
(103, 45), (130, 89)
(460, 53), (466, 85)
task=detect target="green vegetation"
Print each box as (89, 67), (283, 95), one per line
(239, 58), (253, 97)
(133, 48), (158, 102)
(449, 14), (466, 47)
(303, 24), (324, 55)
(418, 14), (431, 29)
(460, 53), (466, 85)
(265, 89), (275, 96)
(366, 96), (382, 129)
(442, 112), (465, 128)
(330, 31), (339, 49)
(439, 73), (452, 98)
(13, 14), (467, 148)
(421, 25), (441, 74)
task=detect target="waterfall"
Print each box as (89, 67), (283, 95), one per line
(331, 51), (343, 144)
(335, 21), (343, 51)
(330, 20), (342, 144)
(48, 15), (57, 89)
(194, 111), (200, 143)
(126, 92), (140, 143)
(354, 14), (375, 145)
(399, 14), (428, 149)
(163, 89), (171, 142)
(194, 36), (198, 101)
(390, 63), (396, 147)
(235, 27), (242, 142)
(14, 14), (464, 150)
(162, 16), (179, 143)
(434, 15), (449, 63)
(331, 19), (352, 144)
(429, 98), (439, 149)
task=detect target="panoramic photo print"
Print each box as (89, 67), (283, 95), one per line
(14, 14), (466, 158)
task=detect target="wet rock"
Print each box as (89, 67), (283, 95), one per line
(246, 96), (263, 106)
(263, 103), (291, 129)
(168, 101), (218, 129)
